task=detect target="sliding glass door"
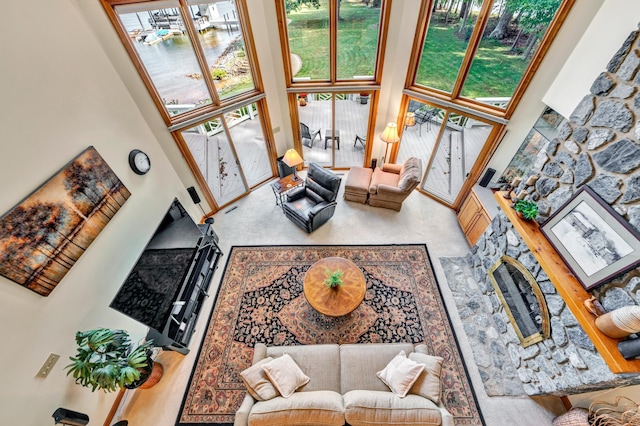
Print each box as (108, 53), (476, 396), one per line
(179, 102), (271, 207)
(398, 99), (495, 206)
(296, 92), (371, 168)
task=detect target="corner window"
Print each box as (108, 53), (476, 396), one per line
(410, 0), (571, 116)
(102, 0), (262, 126)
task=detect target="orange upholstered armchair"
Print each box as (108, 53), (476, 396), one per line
(368, 157), (422, 211)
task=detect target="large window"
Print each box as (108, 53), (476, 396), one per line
(102, 0), (263, 126)
(102, 0), (274, 213)
(410, 0), (573, 116)
(277, 0), (389, 168)
(279, 0), (386, 83)
(297, 92), (371, 168)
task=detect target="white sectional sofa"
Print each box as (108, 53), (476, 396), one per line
(234, 342), (454, 426)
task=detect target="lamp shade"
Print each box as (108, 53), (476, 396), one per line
(380, 123), (400, 144)
(405, 112), (415, 127)
(282, 149), (304, 168)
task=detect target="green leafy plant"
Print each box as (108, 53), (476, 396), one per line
(323, 268), (344, 288)
(211, 68), (227, 80)
(65, 328), (153, 392)
(513, 199), (538, 220)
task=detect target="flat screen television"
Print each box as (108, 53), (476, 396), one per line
(110, 198), (204, 332)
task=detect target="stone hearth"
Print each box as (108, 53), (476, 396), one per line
(442, 212), (640, 397)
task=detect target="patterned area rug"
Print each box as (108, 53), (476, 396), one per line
(177, 245), (484, 425)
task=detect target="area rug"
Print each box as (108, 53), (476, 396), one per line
(177, 245), (484, 425)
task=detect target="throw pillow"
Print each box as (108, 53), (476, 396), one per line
(376, 350), (425, 398)
(239, 357), (279, 401)
(408, 352), (444, 404)
(261, 353), (310, 398)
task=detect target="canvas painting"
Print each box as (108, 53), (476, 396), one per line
(0, 147), (131, 296)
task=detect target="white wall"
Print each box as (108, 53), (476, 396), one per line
(0, 1), (196, 424)
(544, 0), (640, 118)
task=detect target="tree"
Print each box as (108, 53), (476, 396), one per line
(285, 0), (345, 20)
(488, 0), (514, 40)
(457, 0), (475, 37)
(508, 0), (560, 59)
(285, 0), (321, 13)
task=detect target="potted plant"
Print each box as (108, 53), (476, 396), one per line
(323, 268), (344, 289)
(513, 199), (538, 221)
(65, 328), (161, 392)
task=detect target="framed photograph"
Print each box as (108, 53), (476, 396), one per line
(541, 186), (640, 290)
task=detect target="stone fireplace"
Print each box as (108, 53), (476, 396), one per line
(445, 25), (640, 397)
(488, 256), (550, 348)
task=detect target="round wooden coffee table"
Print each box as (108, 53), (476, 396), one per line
(303, 257), (366, 317)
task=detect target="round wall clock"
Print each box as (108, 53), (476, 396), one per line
(128, 149), (151, 175)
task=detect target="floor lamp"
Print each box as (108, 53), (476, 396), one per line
(380, 123), (400, 164)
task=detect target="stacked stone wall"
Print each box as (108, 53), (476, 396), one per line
(516, 28), (640, 309)
(458, 26), (640, 396)
(458, 215), (640, 397)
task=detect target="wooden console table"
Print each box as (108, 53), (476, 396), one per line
(495, 192), (640, 373)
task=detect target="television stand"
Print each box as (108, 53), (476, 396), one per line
(146, 223), (222, 355)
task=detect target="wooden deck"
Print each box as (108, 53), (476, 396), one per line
(298, 96), (370, 168)
(181, 98), (494, 208)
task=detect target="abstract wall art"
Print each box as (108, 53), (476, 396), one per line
(0, 146), (131, 296)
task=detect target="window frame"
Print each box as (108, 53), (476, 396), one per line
(404, 0), (576, 120)
(100, 0), (266, 128)
(275, 0), (392, 88)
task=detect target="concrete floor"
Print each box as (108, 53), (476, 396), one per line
(114, 170), (566, 425)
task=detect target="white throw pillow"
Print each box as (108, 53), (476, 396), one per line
(239, 357), (279, 401)
(261, 353), (310, 398)
(376, 350), (425, 398)
(409, 352), (444, 404)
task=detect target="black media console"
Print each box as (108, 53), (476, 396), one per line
(146, 222), (223, 355)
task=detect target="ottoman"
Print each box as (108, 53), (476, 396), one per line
(344, 167), (373, 204)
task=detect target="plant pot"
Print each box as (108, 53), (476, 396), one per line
(516, 211), (532, 221)
(125, 358), (163, 390)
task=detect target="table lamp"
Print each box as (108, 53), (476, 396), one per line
(380, 123), (400, 164)
(282, 148), (304, 180)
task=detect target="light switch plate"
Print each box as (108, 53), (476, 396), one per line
(36, 353), (60, 378)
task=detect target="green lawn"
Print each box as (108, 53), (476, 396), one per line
(287, 1), (528, 99)
(287, 0), (380, 79)
(416, 25), (529, 99)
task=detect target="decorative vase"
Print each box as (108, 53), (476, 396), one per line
(595, 305), (640, 338)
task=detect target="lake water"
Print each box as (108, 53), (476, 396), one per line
(119, 12), (241, 105)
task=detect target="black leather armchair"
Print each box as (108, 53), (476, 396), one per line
(283, 163), (342, 233)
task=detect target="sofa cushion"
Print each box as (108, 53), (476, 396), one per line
(409, 352), (444, 404)
(261, 354), (310, 398)
(369, 167), (400, 194)
(240, 357), (278, 401)
(377, 351), (425, 398)
(340, 343), (415, 393)
(265, 344), (341, 392)
(398, 157), (421, 191)
(344, 390), (443, 426)
(248, 390), (344, 426)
